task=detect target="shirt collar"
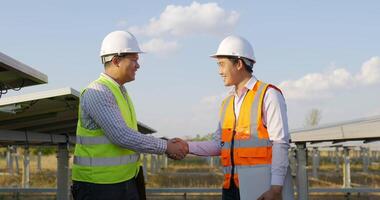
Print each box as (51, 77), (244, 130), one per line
(229, 76), (258, 96)
(245, 76), (257, 90)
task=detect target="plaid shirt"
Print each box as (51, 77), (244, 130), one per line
(79, 73), (167, 154)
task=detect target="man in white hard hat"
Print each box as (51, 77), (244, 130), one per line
(185, 35), (294, 200)
(71, 31), (188, 200)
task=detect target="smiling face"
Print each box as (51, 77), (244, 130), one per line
(217, 57), (240, 87)
(115, 53), (140, 83)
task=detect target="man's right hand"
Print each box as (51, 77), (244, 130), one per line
(165, 138), (188, 160)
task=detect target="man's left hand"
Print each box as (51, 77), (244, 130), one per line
(257, 185), (282, 200)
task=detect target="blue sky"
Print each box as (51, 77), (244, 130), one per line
(1, 1), (380, 138)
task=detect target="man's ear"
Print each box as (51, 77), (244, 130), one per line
(111, 56), (119, 66)
(236, 59), (245, 71)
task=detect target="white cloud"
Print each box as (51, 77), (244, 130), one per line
(126, 2), (239, 56)
(141, 38), (179, 55)
(356, 56), (380, 85)
(279, 56), (380, 100)
(128, 1), (239, 37)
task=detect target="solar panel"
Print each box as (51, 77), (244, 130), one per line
(0, 88), (156, 145)
(290, 115), (380, 144)
(0, 52), (48, 98)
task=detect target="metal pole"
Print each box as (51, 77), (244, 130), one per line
(353, 149), (358, 161)
(367, 148), (372, 166)
(215, 156), (220, 169)
(342, 147), (351, 188)
(14, 147), (19, 174)
(22, 147), (30, 188)
(362, 147), (369, 173)
(371, 151), (377, 162)
(143, 154), (148, 182)
(335, 147), (340, 172)
(296, 142), (309, 200)
(312, 147), (319, 178)
(156, 155), (161, 173)
(209, 157), (214, 168)
(289, 148), (297, 176)
(150, 154), (155, 175)
(6, 145), (14, 175)
(57, 143), (70, 200)
(329, 151), (334, 162)
(37, 151), (42, 172)
(163, 155), (168, 169)
(161, 155), (165, 170)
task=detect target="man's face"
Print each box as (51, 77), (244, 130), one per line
(217, 57), (239, 86)
(117, 53), (140, 83)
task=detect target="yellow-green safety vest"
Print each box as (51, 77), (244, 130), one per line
(72, 75), (140, 184)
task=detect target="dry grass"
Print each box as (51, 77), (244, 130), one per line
(0, 154), (61, 188)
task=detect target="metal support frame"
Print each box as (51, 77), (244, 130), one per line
(0, 129), (76, 145)
(361, 147), (369, 173)
(311, 147), (319, 178)
(296, 142), (308, 200)
(150, 154), (156, 174)
(335, 147), (340, 172)
(6, 145), (14, 175)
(142, 154), (148, 182)
(372, 151), (379, 162)
(208, 156), (213, 168)
(163, 155), (168, 169)
(57, 143), (70, 200)
(342, 147), (351, 188)
(328, 151), (333, 162)
(22, 147), (30, 188)
(289, 147), (297, 176)
(156, 155), (161, 173)
(37, 150), (42, 172)
(14, 147), (20, 174)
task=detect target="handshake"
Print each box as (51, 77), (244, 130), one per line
(165, 138), (189, 160)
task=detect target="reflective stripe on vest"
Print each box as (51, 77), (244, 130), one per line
(223, 164), (271, 174)
(76, 135), (111, 145)
(222, 138), (270, 149)
(74, 153), (140, 167)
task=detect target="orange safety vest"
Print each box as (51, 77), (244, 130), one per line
(220, 80), (281, 189)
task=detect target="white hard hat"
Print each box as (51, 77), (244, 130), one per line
(211, 35), (256, 64)
(100, 30), (143, 63)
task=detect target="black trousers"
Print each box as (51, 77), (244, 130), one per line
(222, 179), (240, 200)
(72, 179), (139, 200)
(72, 167), (146, 200)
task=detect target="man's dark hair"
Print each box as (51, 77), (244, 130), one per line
(228, 57), (253, 74)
